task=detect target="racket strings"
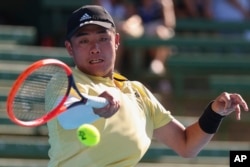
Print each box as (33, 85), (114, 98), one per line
(13, 65), (68, 121)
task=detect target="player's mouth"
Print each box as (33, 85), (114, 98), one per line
(89, 59), (104, 64)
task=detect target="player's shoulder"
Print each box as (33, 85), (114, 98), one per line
(113, 72), (145, 90)
(113, 73), (144, 86)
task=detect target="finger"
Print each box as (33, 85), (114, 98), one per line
(100, 91), (118, 105)
(102, 108), (117, 118)
(101, 102), (119, 118)
(235, 104), (241, 120)
(109, 101), (120, 114)
(93, 108), (106, 116)
(217, 92), (231, 111)
(231, 94), (249, 111)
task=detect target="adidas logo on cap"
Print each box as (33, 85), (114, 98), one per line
(80, 13), (92, 22)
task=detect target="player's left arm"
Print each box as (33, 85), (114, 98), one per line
(153, 92), (248, 158)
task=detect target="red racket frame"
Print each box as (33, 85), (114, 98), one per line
(6, 59), (72, 126)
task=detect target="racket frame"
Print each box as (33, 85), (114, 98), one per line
(6, 59), (73, 126)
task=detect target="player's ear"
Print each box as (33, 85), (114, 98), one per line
(115, 33), (120, 50)
(65, 41), (73, 56)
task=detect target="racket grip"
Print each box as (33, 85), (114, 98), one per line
(85, 95), (109, 108)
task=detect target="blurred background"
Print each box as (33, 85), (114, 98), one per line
(0, 0), (250, 166)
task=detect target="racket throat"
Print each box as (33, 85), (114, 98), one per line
(68, 99), (87, 109)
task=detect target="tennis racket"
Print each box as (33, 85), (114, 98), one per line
(6, 59), (108, 127)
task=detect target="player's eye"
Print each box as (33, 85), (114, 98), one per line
(100, 37), (108, 42)
(79, 39), (88, 44)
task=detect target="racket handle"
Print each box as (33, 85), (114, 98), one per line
(85, 94), (109, 108)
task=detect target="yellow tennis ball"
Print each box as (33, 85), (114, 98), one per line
(77, 124), (100, 146)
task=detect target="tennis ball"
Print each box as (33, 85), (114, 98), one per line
(77, 124), (100, 146)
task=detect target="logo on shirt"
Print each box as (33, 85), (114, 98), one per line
(134, 91), (140, 98)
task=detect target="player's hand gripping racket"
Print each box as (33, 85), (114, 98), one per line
(6, 59), (108, 128)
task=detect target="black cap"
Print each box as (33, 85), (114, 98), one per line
(66, 5), (115, 39)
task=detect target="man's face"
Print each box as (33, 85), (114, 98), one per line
(65, 24), (120, 78)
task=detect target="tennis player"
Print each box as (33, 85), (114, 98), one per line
(47, 5), (249, 167)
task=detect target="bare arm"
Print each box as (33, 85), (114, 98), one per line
(160, 0), (176, 28)
(154, 118), (213, 157)
(153, 92), (248, 157)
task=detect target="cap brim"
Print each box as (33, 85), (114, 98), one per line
(79, 20), (113, 29)
(67, 21), (113, 39)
